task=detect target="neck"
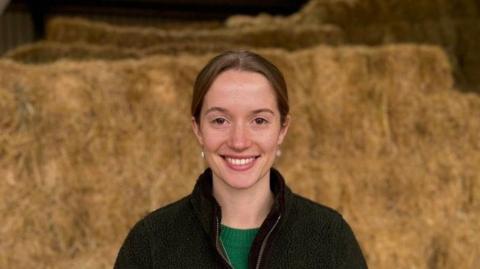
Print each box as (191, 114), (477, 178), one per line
(213, 172), (273, 229)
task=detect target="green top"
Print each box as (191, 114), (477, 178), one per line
(220, 224), (260, 269)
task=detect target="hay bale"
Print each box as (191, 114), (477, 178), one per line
(3, 41), (143, 63)
(141, 41), (255, 56)
(1, 45), (479, 269)
(227, 0), (480, 91)
(46, 16), (343, 51)
(3, 41), (257, 64)
(294, 0), (480, 26)
(227, 0), (480, 28)
(341, 18), (480, 91)
(0, 55), (205, 268)
(42, 5), (480, 91)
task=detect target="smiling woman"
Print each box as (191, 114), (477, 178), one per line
(114, 51), (368, 269)
(192, 69), (288, 194)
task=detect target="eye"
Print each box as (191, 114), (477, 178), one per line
(253, 118), (268, 125)
(212, 118), (227, 125)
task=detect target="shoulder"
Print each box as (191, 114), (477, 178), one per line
(286, 194), (368, 268)
(145, 196), (191, 221)
(117, 195), (194, 253)
(291, 193), (342, 220)
(289, 193), (351, 235)
(136, 195), (193, 234)
(114, 196), (196, 268)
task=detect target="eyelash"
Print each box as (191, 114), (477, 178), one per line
(209, 117), (269, 126)
(211, 118), (227, 125)
(253, 118), (269, 125)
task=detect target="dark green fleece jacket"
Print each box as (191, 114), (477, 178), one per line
(114, 168), (368, 269)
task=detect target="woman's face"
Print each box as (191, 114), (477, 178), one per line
(192, 69), (289, 191)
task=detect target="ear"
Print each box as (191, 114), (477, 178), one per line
(277, 114), (290, 145)
(191, 117), (204, 146)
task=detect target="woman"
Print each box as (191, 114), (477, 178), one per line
(114, 51), (368, 268)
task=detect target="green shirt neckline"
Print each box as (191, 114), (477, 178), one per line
(220, 224), (260, 269)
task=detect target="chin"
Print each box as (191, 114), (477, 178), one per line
(215, 167), (270, 191)
(221, 172), (263, 190)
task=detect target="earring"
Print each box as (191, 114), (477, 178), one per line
(276, 149), (281, 157)
(201, 151), (205, 158)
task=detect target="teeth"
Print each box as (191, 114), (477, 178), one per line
(225, 157), (256, 166)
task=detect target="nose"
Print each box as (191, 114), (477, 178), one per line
(228, 123), (251, 151)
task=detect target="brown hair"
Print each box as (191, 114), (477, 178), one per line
(191, 50), (289, 125)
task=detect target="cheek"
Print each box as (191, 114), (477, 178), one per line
(257, 132), (281, 151)
(264, 140), (280, 152)
(202, 130), (226, 151)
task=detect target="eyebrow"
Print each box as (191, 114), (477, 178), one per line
(251, 108), (275, 115)
(204, 107), (275, 115)
(204, 107), (228, 115)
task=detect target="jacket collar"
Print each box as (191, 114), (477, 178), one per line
(189, 168), (292, 268)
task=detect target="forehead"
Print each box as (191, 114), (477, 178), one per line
(203, 70), (277, 111)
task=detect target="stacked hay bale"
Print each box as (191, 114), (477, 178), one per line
(1, 45), (479, 269)
(5, 0), (479, 91)
(3, 41), (144, 63)
(0, 55), (204, 268)
(3, 16), (342, 63)
(3, 41), (251, 64)
(45, 16), (343, 50)
(227, 0), (480, 91)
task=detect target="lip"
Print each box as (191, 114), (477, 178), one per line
(221, 155), (260, 172)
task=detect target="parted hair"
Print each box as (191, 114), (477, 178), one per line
(191, 50), (289, 125)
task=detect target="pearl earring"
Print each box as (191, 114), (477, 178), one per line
(201, 151), (205, 158)
(276, 149), (281, 157)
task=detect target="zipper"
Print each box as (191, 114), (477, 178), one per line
(216, 216), (233, 268)
(255, 215), (281, 269)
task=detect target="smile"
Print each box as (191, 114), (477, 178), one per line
(221, 155), (260, 171)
